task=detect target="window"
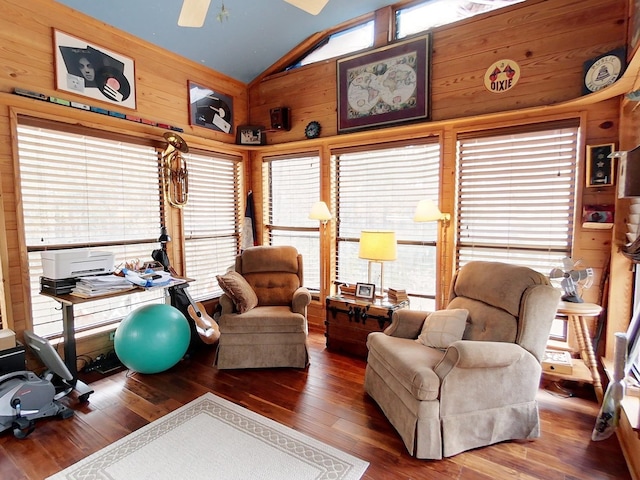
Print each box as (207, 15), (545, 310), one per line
(286, 21), (374, 72)
(456, 123), (578, 273)
(182, 150), (242, 300)
(335, 142), (441, 310)
(264, 154), (321, 291)
(17, 121), (164, 337)
(396, 0), (524, 39)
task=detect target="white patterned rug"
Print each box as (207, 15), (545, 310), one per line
(48, 392), (369, 480)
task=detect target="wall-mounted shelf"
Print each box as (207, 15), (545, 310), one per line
(582, 222), (614, 230)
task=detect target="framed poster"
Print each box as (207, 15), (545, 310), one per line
(337, 35), (430, 133)
(586, 143), (616, 187)
(54, 30), (136, 109)
(188, 81), (233, 134)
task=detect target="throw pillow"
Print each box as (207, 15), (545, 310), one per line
(216, 271), (258, 313)
(417, 309), (469, 349)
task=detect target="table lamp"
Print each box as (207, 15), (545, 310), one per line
(359, 230), (397, 297)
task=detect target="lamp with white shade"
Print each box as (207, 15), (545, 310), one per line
(308, 201), (332, 224)
(359, 230), (397, 297)
(414, 199), (451, 307)
(309, 201), (332, 295)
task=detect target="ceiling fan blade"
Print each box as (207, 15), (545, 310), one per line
(178, 0), (211, 27)
(283, 0), (330, 15)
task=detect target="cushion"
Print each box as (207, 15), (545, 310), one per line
(417, 309), (469, 349)
(216, 271), (258, 313)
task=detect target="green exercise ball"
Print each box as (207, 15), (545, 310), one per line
(114, 304), (190, 374)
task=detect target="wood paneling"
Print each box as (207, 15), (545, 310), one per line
(249, 0), (626, 143)
(0, 0), (248, 340)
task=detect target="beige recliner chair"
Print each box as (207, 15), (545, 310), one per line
(215, 245), (311, 369)
(364, 261), (561, 459)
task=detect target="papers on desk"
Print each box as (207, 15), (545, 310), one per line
(71, 275), (136, 298)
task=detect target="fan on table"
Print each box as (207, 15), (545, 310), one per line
(178, 0), (329, 27)
(549, 257), (594, 303)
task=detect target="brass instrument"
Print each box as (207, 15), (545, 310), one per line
(161, 132), (189, 208)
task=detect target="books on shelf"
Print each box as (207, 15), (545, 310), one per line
(387, 288), (409, 303)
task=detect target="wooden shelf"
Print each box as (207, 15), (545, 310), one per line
(542, 356), (593, 384)
(582, 222), (613, 230)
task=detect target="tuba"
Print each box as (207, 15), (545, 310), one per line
(161, 131), (189, 208)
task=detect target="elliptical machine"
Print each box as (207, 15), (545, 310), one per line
(0, 331), (77, 438)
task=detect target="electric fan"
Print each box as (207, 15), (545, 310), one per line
(549, 257), (594, 303)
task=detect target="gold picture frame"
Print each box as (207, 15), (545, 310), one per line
(586, 143), (616, 187)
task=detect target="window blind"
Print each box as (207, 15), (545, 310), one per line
(456, 124), (578, 274)
(265, 154), (321, 290)
(17, 122), (163, 337)
(335, 142), (440, 309)
(182, 150), (242, 300)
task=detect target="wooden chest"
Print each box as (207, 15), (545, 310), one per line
(325, 296), (409, 358)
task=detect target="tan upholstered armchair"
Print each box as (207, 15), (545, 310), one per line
(365, 261), (561, 459)
(215, 245), (311, 369)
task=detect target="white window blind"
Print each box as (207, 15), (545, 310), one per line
(335, 142), (440, 309)
(182, 150), (242, 300)
(17, 121), (164, 337)
(265, 154), (321, 290)
(456, 123), (578, 274)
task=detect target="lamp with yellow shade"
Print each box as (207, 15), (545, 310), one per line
(359, 230), (397, 298)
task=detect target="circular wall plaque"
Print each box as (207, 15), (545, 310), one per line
(483, 59), (521, 93)
(583, 51), (624, 93)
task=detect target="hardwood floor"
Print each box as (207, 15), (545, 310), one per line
(0, 326), (632, 480)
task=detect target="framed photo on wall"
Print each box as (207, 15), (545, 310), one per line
(586, 143), (616, 187)
(188, 81), (233, 134)
(53, 29), (136, 109)
(337, 34), (430, 133)
(236, 125), (265, 145)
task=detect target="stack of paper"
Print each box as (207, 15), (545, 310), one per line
(71, 275), (136, 298)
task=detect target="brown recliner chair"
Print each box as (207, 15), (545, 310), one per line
(215, 245), (311, 369)
(364, 261), (561, 459)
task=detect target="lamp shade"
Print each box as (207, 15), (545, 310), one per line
(309, 201), (332, 222)
(413, 199), (443, 222)
(359, 230), (397, 261)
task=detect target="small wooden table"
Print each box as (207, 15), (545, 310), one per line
(554, 301), (603, 391)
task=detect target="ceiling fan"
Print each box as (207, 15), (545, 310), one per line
(178, 0), (330, 28)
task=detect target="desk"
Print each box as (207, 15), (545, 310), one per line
(40, 277), (188, 400)
(552, 301), (603, 391)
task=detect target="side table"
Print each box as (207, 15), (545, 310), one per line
(551, 301), (603, 392)
(325, 295), (409, 358)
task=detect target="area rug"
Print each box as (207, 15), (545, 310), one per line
(47, 392), (369, 480)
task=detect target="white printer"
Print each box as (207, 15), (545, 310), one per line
(41, 249), (115, 279)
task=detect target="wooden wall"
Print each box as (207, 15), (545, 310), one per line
(249, 0), (626, 142)
(0, 0), (249, 352)
(248, 0), (625, 324)
(0, 0), (630, 379)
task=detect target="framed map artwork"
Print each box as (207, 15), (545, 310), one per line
(337, 35), (430, 133)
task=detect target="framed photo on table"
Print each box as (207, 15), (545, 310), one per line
(355, 282), (376, 302)
(586, 143), (615, 187)
(337, 34), (430, 133)
(53, 29), (136, 109)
